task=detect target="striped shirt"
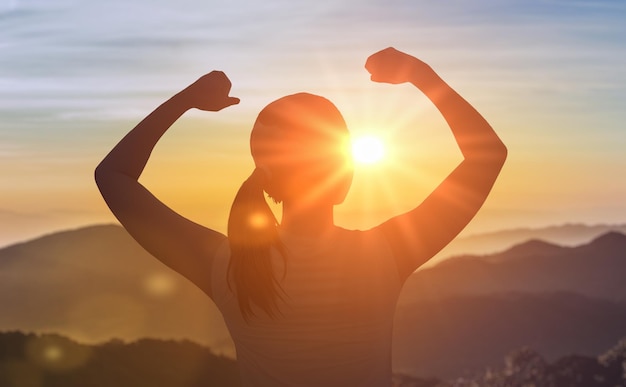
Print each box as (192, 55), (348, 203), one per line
(210, 227), (402, 387)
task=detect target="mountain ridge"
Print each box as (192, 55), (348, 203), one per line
(453, 230), (625, 262)
(2, 224), (626, 379)
(0, 223), (235, 354)
(393, 291), (626, 378)
(436, 222), (626, 259)
(401, 231), (626, 304)
(3, 222), (626, 257)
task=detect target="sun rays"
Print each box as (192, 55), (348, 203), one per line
(351, 135), (385, 165)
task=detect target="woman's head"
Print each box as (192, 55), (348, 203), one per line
(250, 93), (353, 206)
(227, 93), (352, 321)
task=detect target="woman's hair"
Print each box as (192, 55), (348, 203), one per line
(227, 93), (351, 321)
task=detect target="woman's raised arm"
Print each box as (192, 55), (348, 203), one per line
(95, 71), (239, 296)
(366, 48), (507, 281)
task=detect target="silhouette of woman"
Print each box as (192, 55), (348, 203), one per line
(96, 48), (507, 386)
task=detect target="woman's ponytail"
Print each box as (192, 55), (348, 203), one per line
(227, 168), (286, 321)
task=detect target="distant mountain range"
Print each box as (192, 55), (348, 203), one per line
(401, 231), (626, 304)
(437, 222), (626, 258)
(0, 225), (234, 355)
(394, 231), (626, 377)
(393, 292), (626, 378)
(1, 224), (625, 379)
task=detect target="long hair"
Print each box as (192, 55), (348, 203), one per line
(227, 93), (351, 321)
(227, 167), (287, 321)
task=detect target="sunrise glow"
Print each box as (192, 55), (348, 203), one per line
(0, 0), (624, 247)
(351, 135), (385, 165)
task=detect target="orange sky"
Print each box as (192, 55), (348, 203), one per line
(1, 0), (625, 247)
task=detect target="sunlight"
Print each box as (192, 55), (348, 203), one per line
(352, 135), (385, 165)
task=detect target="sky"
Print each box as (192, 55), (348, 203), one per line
(1, 0), (625, 247)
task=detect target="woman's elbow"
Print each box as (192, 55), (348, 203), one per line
(485, 136), (508, 163)
(466, 141), (507, 164)
(494, 142), (508, 163)
(94, 162), (114, 192)
(94, 163), (105, 185)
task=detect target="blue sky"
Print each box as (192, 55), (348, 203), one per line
(1, 0), (625, 246)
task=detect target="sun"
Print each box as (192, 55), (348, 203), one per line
(351, 135), (385, 165)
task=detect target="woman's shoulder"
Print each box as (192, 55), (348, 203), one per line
(336, 226), (387, 244)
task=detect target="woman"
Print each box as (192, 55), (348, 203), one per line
(95, 47), (507, 386)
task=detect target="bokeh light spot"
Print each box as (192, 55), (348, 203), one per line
(248, 212), (270, 229)
(43, 345), (63, 362)
(144, 272), (177, 297)
(25, 334), (92, 373)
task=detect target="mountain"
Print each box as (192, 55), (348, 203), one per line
(0, 331), (241, 387)
(0, 224), (235, 355)
(392, 292), (626, 379)
(0, 331), (448, 387)
(2, 331), (624, 386)
(437, 223), (626, 258)
(2, 224), (626, 380)
(400, 231), (626, 304)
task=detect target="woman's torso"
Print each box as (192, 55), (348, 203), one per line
(210, 227), (402, 387)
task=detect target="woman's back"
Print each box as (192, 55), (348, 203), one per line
(211, 227), (402, 386)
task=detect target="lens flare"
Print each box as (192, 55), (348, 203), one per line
(144, 272), (177, 297)
(25, 334), (92, 373)
(249, 212), (270, 229)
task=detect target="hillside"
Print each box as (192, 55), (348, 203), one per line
(1, 331), (623, 386)
(2, 224), (626, 379)
(393, 292), (626, 378)
(401, 231), (626, 304)
(0, 331), (241, 387)
(0, 225), (234, 354)
(437, 223), (626, 258)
